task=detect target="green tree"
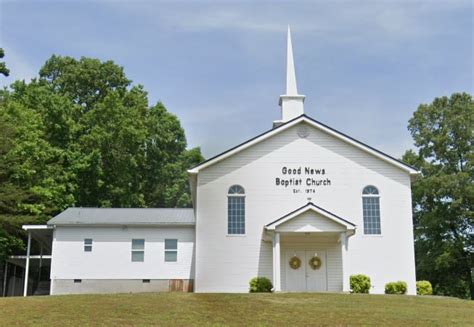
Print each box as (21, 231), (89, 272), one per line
(0, 83), (77, 260)
(0, 48), (9, 77)
(403, 92), (473, 299)
(0, 116), (30, 260)
(0, 55), (203, 259)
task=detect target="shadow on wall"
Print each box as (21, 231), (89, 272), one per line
(257, 230), (273, 285)
(189, 241), (196, 291)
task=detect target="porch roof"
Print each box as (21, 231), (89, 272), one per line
(22, 225), (54, 253)
(265, 202), (356, 232)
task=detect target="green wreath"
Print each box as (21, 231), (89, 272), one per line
(289, 256), (301, 270)
(309, 256), (322, 270)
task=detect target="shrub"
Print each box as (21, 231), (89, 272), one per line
(385, 281), (408, 295)
(350, 274), (371, 293)
(416, 281), (433, 295)
(249, 277), (273, 293)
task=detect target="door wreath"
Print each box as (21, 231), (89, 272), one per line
(309, 256), (322, 270)
(289, 256), (301, 269)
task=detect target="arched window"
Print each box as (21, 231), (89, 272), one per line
(228, 185), (245, 234)
(362, 186), (381, 234)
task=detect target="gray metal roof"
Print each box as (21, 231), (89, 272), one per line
(48, 208), (195, 226)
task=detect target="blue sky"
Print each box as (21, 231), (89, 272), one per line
(1, 0), (472, 159)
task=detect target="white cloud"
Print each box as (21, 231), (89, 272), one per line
(105, 0), (471, 40)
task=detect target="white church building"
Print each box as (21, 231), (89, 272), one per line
(6, 28), (419, 296)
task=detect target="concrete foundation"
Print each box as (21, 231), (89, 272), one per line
(51, 279), (193, 295)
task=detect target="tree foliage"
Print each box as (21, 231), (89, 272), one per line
(0, 56), (203, 260)
(402, 92), (473, 299)
(0, 48), (9, 77)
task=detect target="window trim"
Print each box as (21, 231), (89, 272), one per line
(131, 238), (145, 262)
(361, 185), (380, 196)
(164, 239), (178, 262)
(227, 184), (246, 236)
(228, 185), (245, 195)
(362, 186), (382, 235)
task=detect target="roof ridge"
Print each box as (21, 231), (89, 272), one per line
(68, 207), (193, 210)
(265, 201), (356, 228)
(188, 114), (418, 174)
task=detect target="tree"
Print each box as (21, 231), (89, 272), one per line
(0, 48), (9, 77)
(402, 92), (473, 299)
(0, 55), (203, 259)
(0, 115), (31, 260)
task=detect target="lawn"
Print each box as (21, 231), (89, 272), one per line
(0, 292), (472, 326)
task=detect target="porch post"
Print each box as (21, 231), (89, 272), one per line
(341, 232), (349, 292)
(272, 232), (281, 292)
(23, 230), (31, 297)
(37, 245), (43, 285)
(2, 261), (7, 297)
(12, 265), (16, 295)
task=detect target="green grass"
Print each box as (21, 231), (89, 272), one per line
(0, 292), (472, 326)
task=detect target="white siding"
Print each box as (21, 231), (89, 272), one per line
(50, 226), (195, 280)
(276, 211), (346, 233)
(195, 121), (416, 294)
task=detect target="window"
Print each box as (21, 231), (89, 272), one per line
(164, 239), (178, 262)
(362, 186), (381, 235)
(84, 238), (92, 252)
(131, 239), (145, 262)
(228, 185), (245, 235)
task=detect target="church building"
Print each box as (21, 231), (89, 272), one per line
(8, 28), (418, 296)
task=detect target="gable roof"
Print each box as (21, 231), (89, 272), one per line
(48, 208), (195, 226)
(265, 202), (356, 231)
(188, 114), (419, 175)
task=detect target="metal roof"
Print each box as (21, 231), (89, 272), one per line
(48, 208), (195, 226)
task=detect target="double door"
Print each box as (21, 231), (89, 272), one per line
(285, 249), (327, 292)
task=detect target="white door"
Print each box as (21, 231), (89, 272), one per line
(285, 249), (328, 292)
(285, 250), (306, 292)
(305, 250), (327, 292)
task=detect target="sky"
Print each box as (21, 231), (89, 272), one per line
(1, 0), (472, 159)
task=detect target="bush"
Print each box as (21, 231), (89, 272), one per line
(416, 281), (433, 295)
(350, 274), (371, 293)
(385, 281), (408, 295)
(249, 277), (273, 293)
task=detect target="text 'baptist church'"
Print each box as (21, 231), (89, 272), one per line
(276, 166), (332, 188)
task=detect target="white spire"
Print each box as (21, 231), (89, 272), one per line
(276, 25), (305, 126)
(286, 25), (298, 95)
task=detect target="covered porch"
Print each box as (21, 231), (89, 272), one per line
(2, 225), (53, 297)
(265, 203), (356, 292)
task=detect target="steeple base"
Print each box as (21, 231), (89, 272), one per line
(279, 94), (305, 122)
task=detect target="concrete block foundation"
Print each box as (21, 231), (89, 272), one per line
(51, 279), (193, 295)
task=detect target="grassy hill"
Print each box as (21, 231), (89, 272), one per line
(0, 292), (472, 326)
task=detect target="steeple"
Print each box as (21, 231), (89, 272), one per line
(285, 25), (298, 95)
(275, 26), (305, 126)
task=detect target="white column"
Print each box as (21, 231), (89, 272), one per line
(23, 231), (31, 297)
(341, 232), (349, 292)
(272, 232), (281, 292)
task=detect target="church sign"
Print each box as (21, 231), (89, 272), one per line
(275, 166), (332, 194)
